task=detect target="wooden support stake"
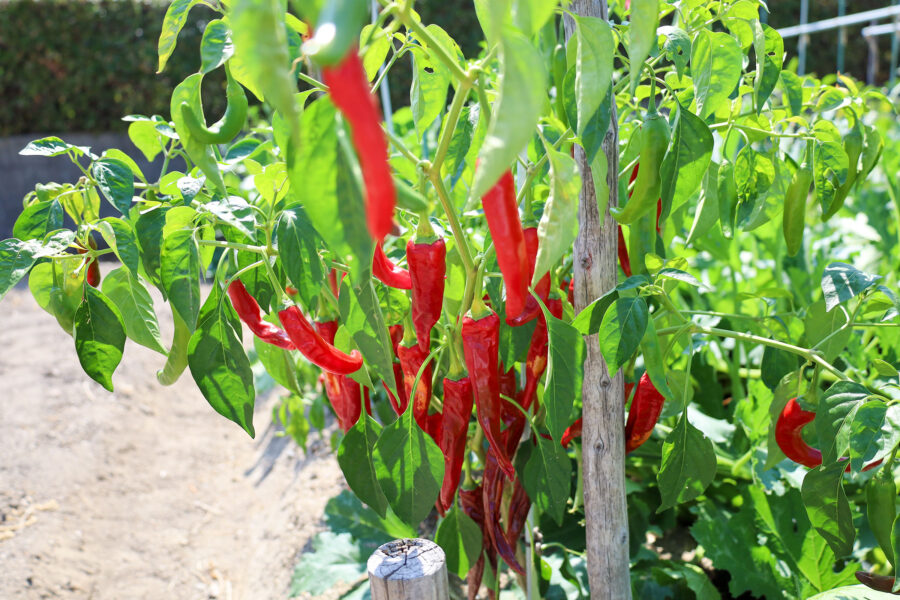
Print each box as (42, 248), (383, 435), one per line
(367, 538), (449, 600)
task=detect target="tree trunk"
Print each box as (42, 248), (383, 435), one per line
(564, 1), (631, 598)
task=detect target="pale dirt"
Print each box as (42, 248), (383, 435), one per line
(0, 279), (345, 600)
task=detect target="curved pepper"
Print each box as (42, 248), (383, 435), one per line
(505, 476), (531, 552)
(506, 227), (551, 326)
(372, 242), (412, 289)
(227, 280), (295, 350)
(611, 110), (669, 224)
(483, 450), (526, 576)
(316, 320), (370, 432)
(625, 373), (665, 453)
(407, 237), (446, 351)
(435, 376), (474, 515)
(397, 341), (432, 429)
(519, 297), (564, 414)
(855, 571), (899, 594)
(278, 305), (363, 374)
(825, 111), (863, 220)
(385, 324), (407, 415)
(322, 48), (396, 242)
(460, 485), (497, 600)
(462, 310), (516, 479)
(481, 170), (529, 320)
(157, 310), (190, 385)
(180, 66), (248, 145)
(866, 463), (897, 566)
(783, 153), (813, 257)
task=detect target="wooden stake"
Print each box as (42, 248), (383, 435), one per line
(367, 538), (450, 600)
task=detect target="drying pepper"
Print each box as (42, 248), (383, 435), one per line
(372, 242), (412, 289)
(825, 110), (863, 220)
(625, 373), (665, 453)
(322, 48), (396, 242)
(278, 305), (363, 375)
(227, 280), (296, 350)
(384, 324), (407, 415)
(481, 170), (529, 320)
(462, 297), (516, 479)
(866, 459), (897, 566)
(519, 297), (563, 414)
(407, 218), (445, 352)
(435, 375), (474, 515)
(460, 485), (497, 600)
(783, 145), (813, 257)
(506, 226), (551, 327)
(180, 65), (248, 144)
(611, 106), (670, 224)
(505, 476), (531, 553)
(776, 398), (882, 471)
(316, 320), (371, 432)
(397, 330), (432, 430)
(854, 571), (898, 594)
(483, 450), (526, 576)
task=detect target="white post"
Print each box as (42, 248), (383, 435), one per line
(367, 538), (450, 600)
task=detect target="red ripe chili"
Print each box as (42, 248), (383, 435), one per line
(316, 321), (370, 432)
(462, 309), (516, 479)
(459, 485), (497, 600)
(77, 237), (102, 288)
(625, 373), (665, 453)
(384, 324), (407, 415)
(562, 383), (635, 447)
(506, 227), (551, 326)
(519, 297), (563, 413)
(278, 305), (363, 375)
(322, 48), (395, 242)
(227, 281), (295, 350)
(434, 376), (474, 515)
(397, 341), (432, 430)
(372, 242), (412, 289)
(505, 477), (531, 552)
(407, 236), (446, 352)
(481, 170), (529, 320)
(483, 450), (526, 576)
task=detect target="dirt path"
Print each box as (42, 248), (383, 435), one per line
(0, 282), (344, 600)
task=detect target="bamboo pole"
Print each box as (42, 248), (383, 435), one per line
(367, 538), (450, 600)
(563, 0), (630, 597)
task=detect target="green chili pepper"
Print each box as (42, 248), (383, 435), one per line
(157, 311), (190, 385)
(552, 44), (569, 128)
(824, 111), (863, 221)
(302, 0), (369, 68)
(627, 211), (657, 277)
(783, 149), (813, 257)
(180, 66), (248, 145)
(717, 158), (738, 240)
(868, 461), (897, 566)
(611, 109), (670, 225)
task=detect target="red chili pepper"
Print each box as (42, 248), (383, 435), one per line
(519, 297), (563, 414)
(433, 376), (474, 515)
(384, 324), (407, 415)
(327, 268), (345, 298)
(618, 163), (662, 277)
(562, 382), (635, 447)
(372, 242), (412, 289)
(855, 571), (898, 594)
(775, 398), (882, 472)
(77, 237), (101, 288)
(506, 227), (551, 327)
(397, 341), (432, 430)
(504, 476), (531, 552)
(481, 170), (529, 320)
(483, 450), (526, 575)
(322, 49), (395, 242)
(567, 277), (574, 306)
(459, 485), (497, 600)
(227, 281), (295, 350)
(278, 305), (363, 374)
(407, 236), (446, 352)
(315, 321), (370, 432)
(462, 309), (516, 479)
(625, 373), (665, 453)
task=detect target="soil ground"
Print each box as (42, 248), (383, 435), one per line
(0, 278), (343, 600)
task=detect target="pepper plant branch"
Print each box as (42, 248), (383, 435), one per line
(386, 128), (420, 164)
(197, 239), (268, 254)
(430, 172), (475, 275)
(395, 1), (471, 84)
(429, 77), (473, 177)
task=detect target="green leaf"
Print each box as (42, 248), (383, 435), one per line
(803, 299), (851, 362)
(571, 288), (619, 336)
(848, 402), (900, 472)
(96, 217), (140, 275)
(629, 0), (659, 92)
(13, 199), (63, 241)
(760, 345), (798, 390)
(691, 30), (742, 119)
(659, 101), (713, 219)
(323, 490), (416, 547)
(288, 532), (366, 596)
(640, 317), (674, 401)
(755, 25), (784, 113)
(276, 207), (325, 309)
(91, 158), (135, 214)
(73, 286), (126, 392)
(470, 30), (546, 200)
(801, 462), (855, 558)
(516, 435), (572, 526)
(813, 141), (849, 215)
(200, 195), (257, 239)
(170, 73), (226, 194)
(821, 262), (881, 312)
(533, 142), (581, 286)
(339, 414), (390, 518)
(435, 503), (483, 579)
(101, 267), (166, 355)
(160, 228), (201, 332)
(472, 0), (509, 46)
(200, 19), (234, 74)
(574, 16), (613, 140)
(128, 121), (164, 162)
(657, 412), (717, 511)
(544, 309), (586, 442)
(157, 0), (199, 72)
(254, 333), (300, 394)
(814, 380), (869, 465)
(598, 297), (649, 375)
(28, 260), (81, 333)
(660, 26), (691, 78)
(338, 278), (396, 395)
(410, 27), (452, 136)
(511, 0), (556, 36)
(20, 136), (90, 158)
(135, 206), (169, 289)
(372, 408), (444, 526)
(188, 286), (256, 437)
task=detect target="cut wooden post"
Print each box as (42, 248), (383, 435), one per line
(367, 538), (450, 600)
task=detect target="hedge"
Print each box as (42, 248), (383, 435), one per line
(0, 0), (890, 137)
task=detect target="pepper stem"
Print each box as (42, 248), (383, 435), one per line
(445, 328), (466, 380)
(468, 259), (492, 320)
(401, 311), (418, 347)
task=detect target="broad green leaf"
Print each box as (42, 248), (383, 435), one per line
(160, 228), (202, 332)
(629, 0), (659, 92)
(200, 195), (257, 239)
(544, 309), (586, 442)
(755, 25), (783, 113)
(760, 345), (798, 390)
(658, 412), (717, 511)
(276, 207), (325, 309)
(574, 16), (613, 140)
(338, 279), (396, 396)
(157, 0), (199, 72)
(659, 101), (713, 218)
(73, 286), (126, 392)
(339, 414), (390, 518)
(1, 238), (48, 301)
(372, 408), (444, 526)
(511, 0), (556, 36)
(170, 74), (226, 193)
(96, 217), (140, 274)
(660, 26), (691, 78)
(13, 199), (63, 241)
(801, 462), (855, 558)
(20, 136), (89, 158)
(848, 402), (900, 472)
(92, 158), (135, 214)
(361, 24), (392, 81)
(128, 121), (163, 162)
(814, 380), (869, 465)
(28, 259), (82, 334)
(691, 30), (742, 120)
(410, 26), (452, 136)
(571, 287), (618, 335)
(803, 300), (851, 362)
(472, 0), (510, 46)
(533, 142), (581, 286)
(813, 141), (848, 215)
(188, 286), (256, 437)
(103, 149), (145, 183)
(470, 30), (546, 200)
(640, 317), (674, 401)
(135, 206), (169, 288)
(200, 19), (234, 74)
(253, 333), (300, 394)
(516, 435), (572, 525)
(323, 490), (416, 546)
(686, 161), (718, 245)
(821, 262), (880, 312)
(101, 267), (166, 355)
(598, 297), (649, 374)
(435, 503), (483, 579)
(288, 531), (366, 596)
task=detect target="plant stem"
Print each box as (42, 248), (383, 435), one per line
(198, 239), (268, 254)
(430, 78), (472, 176)
(430, 173), (475, 275)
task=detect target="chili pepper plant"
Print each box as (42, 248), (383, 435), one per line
(3, 0), (900, 598)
